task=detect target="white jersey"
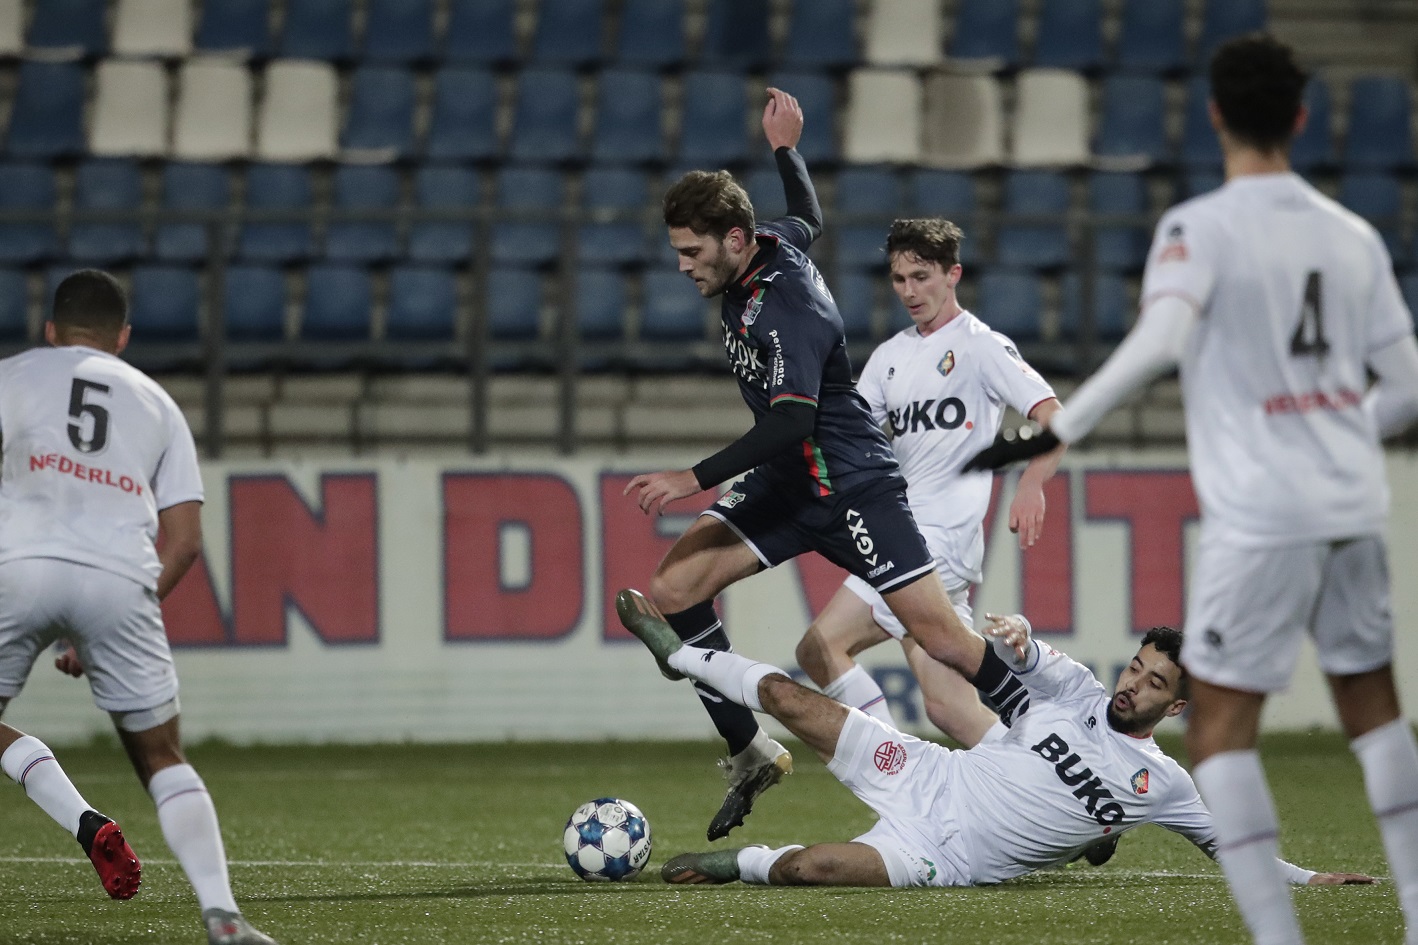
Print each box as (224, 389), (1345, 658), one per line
(0, 346), (204, 590)
(856, 312), (1055, 583)
(952, 643), (1214, 885)
(1142, 173), (1413, 547)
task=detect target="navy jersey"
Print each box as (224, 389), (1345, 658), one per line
(718, 218), (901, 496)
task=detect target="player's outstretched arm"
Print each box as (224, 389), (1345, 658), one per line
(1009, 398), (1066, 548)
(763, 88), (822, 242)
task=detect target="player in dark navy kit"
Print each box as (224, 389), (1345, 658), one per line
(624, 89), (1031, 841)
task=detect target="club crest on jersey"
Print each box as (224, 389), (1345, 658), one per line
(937, 350), (955, 377)
(716, 490), (746, 509)
(873, 740), (907, 775)
(1158, 223), (1188, 263)
(1131, 768), (1150, 795)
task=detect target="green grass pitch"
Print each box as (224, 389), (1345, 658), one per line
(0, 733), (1404, 944)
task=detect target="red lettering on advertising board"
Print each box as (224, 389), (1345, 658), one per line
(1085, 471), (1199, 633)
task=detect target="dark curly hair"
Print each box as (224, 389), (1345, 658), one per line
(663, 170), (755, 241)
(1141, 626), (1189, 701)
(885, 218), (964, 269)
(1210, 34), (1308, 153)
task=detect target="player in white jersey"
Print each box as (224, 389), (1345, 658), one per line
(614, 589), (1371, 889)
(965, 37), (1418, 945)
(0, 271), (279, 945)
(795, 219), (1062, 749)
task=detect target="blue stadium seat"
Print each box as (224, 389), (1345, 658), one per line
(1402, 273), (1418, 317)
(1197, 0), (1266, 64)
(830, 270), (875, 340)
(27, 0), (106, 57)
(575, 268), (626, 346)
(1291, 78), (1335, 172)
(492, 169), (565, 267)
(445, 0), (518, 65)
(1178, 170), (1223, 201)
(68, 160), (146, 264)
(238, 164), (315, 263)
(0, 164), (59, 264)
(783, 0), (857, 70)
(342, 66), (417, 159)
(835, 167), (904, 269)
(388, 267), (458, 341)
(766, 72), (837, 165)
(592, 70), (664, 164)
(155, 164), (232, 264)
(1345, 77), (1415, 171)
(532, 0), (605, 66)
(1339, 172), (1406, 261)
(948, 0), (1020, 70)
(363, 0), (435, 64)
(303, 265), (372, 340)
(6, 62), (86, 159)
(1088, 171), (1149, 272)
(678, 71), (750, 166)
(224, 265), (287, 340)
(196, 0), (271, 57)
(1095, 75), (1169, 166)
(640, 271), (705, 341)
(486, 268), (543, 341)
(1061, 272), (1132, 342)
(743, 168), (788, 220)
(1033, 0), (1104, 72)
(279, 0), (354, 60)
(616, 0), (686, 69)
(408, 167), (480, 265)
(1180, 78), (1221, 169)
(700, 0), (771, 70)
(509, 69), (582, 162)
(578, 168), (649, 267)
(910, 170), (976, 216)
(0, 270), (27, 341)
(975, 270), (1044, 342)
(996, 171), (1071, 270)
(326, 165), (399, 264)
(130, 267), (201, 341)
(1115, 0), (1185, 74)
(425, 68), (499, 162)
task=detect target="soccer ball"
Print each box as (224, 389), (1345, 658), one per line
(562, 797), (652, 881)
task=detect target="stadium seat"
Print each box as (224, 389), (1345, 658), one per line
(766, 71), (837, 165)
(90, 59), (169, 158)
(1094, 75), (1169, 168)
(491, 168), (565, 267)
(591, 70), (664, 164)
(678, 72), (750, 166)
(1115, 0), (1185, 74)
(112, 0), (192, 57)
(910, 169), (976, 217)
(1061, 272), (1132, 341)
(195, 0), (271, 58)
(1402, 273), (1418, 317)
(1010, 68), (1089, 167)
(387, 267), (458, 341)
(699, 0), (771, 70)
(532, 0), (604, 67)
(279, 0), (354, 60)
(342, 66), (417, 160)
(224, 265), (287, 341)
(844, 69), (922, 164)
(0, 164), (58, 264)
(616, 0), (686, 69)
(0, 269), (27, 341)
(996, 171), (1071, 270)
(130, 266), (201, 341)
(1178, 170), (1223, 201)
(743, 168), (788, 220)
(640, 271), (706, 341)
(975, 270), (1044, 341)
(173, 58), (253, 162)
(0, 2), (21, 57)
(1338, 172), (1406, 261)
(920, 72), (1004, 168)
(1180, 78), (1222, 169)
(1290, 77), (1335, 173)
(238, 164), (316, 263)
(363, 0), (434, 64)
(1197, 0), (1266, 65)
(27, 0), (106, 57)
(257, 60), (338, 161)
(155, 163), (233, 263)
(1088, 172), (1149, 272)
(68, 160), (146, 265)
(425, 68), (499, 162)
(1344, 76), (1415, 171)
(830, 270), (876, 340)
(302, 265), (372, 341)
(5, 61), (85, 159)
(578, 168), (649, 267)
(1033, 0), (1104, 72)
(948, 0), (1020, 71)
(835, 167), (904, 269)
(575, 268), (627, 347)
(509, 69), (583, 163)
(783, 0), (857, 70)
(444, 0), (518, 65)
(408, 166), (481, 265)
(326, 165), (400, 264)
(863, 0), (942, 67)
(486, 268), (544, 341)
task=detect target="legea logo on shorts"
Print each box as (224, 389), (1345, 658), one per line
(874, 740), (907, 775)
(716, 490), (746, 509)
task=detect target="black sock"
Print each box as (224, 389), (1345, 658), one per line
(76, 809), (109, 855)
(664, 601), (760, 755)
(971, 647), (1031, 727)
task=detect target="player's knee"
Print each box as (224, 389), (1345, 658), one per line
(646, 573), (693, 615)
(757, 674), (804, 716)
(795, 627), (832, 685)
(773, 848), (838, 886)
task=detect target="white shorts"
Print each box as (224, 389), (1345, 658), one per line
(828, 708), (972, 887)
(1182, 535), (1394, 693)
(843, 564), (973, 642)
(0, 558), (178, 713)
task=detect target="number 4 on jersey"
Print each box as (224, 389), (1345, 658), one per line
(68, 377), (111, 454)
(1290, 270), (1330, 357)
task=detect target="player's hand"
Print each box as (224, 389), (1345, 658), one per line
(963, 428), (1061, 473)
(762, 88), (804, 152)
(1009, 483), (1046, 549)
(54, 644), (84, 678)
(982, 612), (1032, 663)
(624, 469), (703, 516)
(1306, 872), (1376, 885)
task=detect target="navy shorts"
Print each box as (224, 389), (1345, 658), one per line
(702, 471), (935, 593)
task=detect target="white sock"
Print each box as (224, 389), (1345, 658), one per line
(977, 721), (1008, 745)
(149, 764), (239, 914)
(823, 664), (896, 726)
(1194, 751), (1303, 945)
(1352, 719), (1418, 936)
(1, 735), (91, 836)
(667, 644), (782, 712)
(737, 844), (803, 885)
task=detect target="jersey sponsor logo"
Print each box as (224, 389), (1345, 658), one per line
(867, 560), (895, 579)
(920, 857), (937, 882)
(887, 398), (968, 437)
(768, 329), (786, 389)
(716, 490), (746, 509)
(937, 350), (955, 377)
(845, 507), (889, 571)
(873, 740), (907, 775)
(1130, 768), (1150, 795)
(722, 329), (768, 388)
(886, 366), (895, 379)
(1262, 387), (1362, 416)
(1029, 733), (1127, 826)
(28, 453), (144, 496)
(1158, 223), (1188, 263)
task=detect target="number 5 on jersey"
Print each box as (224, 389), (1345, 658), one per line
(68, 377), (111, 454)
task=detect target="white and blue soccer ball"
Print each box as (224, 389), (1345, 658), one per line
(562, 797), (652, 882)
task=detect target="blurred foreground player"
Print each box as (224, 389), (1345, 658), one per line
(0, 271), (278, 945)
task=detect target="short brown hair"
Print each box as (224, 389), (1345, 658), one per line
(886, 218), (964, 269)
(663, 170), (755, 240)
(53, 269), (127, 334)
(1210, 34), (1307, 152)
(1141, 626), (1189, 701)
